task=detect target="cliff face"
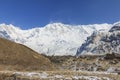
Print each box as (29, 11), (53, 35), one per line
(76, 23), (120, 56)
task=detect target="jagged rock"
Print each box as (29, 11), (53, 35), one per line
(104, 53), (116, 59)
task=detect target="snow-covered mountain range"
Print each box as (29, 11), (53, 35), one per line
(76, 22), (120, 56)
(0, 22), (112, 56)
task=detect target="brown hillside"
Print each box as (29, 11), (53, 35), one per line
(0, 38), (54, 71)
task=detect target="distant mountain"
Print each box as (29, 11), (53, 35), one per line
(0, 23), (111, 56)
(76, 22), (120, 56)
(0, 37), (54, 71)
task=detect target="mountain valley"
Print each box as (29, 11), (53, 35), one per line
(0, 22), (120, 80)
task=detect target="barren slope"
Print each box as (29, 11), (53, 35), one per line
(0, 37), (54, 71)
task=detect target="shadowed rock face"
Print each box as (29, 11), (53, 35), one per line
(76, 23), (120, 56)
(0, 37), (54, 71)
(109, 23), (120, 32)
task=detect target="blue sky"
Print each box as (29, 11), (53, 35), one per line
(0, 0), (120, 29)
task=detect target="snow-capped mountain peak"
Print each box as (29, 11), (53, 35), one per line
(0, 22), (112, 56)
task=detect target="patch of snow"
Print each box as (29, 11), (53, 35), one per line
(14, 72), (48, 79)
(72, 76), (110, 80)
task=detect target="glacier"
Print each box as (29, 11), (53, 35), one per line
(0, 22), (112, 56)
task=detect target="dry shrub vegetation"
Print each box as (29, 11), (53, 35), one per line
(47, 54), (120, 71)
